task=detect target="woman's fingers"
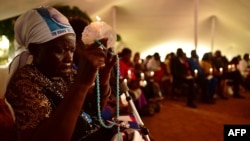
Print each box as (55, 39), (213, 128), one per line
(83, 46), (107, 68)
(76, 43), (118, 85)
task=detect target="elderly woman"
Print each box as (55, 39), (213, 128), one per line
(5, 6), (117, 141)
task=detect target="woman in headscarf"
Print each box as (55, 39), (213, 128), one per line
(5, 6), (117, 141)
(68, 16), (144, 141)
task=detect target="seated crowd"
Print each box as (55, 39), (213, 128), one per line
(122, 47), (249, 109)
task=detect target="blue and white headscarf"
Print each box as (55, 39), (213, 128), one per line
(7, 6), (75, 84)
(15, 6), (75, 48)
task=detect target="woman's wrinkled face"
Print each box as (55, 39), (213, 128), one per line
(35, 34), (76, 79)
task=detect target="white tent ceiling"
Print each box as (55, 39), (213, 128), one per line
(1, 0), (250, 60)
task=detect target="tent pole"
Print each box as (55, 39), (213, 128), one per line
(194, 0), (199, 50)
(210, 16), (216, 52)
(112, 6), (117, 32)
(112, 6), (118, 53)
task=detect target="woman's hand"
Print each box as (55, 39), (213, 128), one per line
(74, 38), (118, 87)
(75, 43), (107, 86)
(99, 47), (117, 85)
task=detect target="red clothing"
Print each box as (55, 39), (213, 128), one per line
(154, 63), (166, 82)
(119, 59), (136, 80)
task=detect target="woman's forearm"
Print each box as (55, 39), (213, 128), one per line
(32, 84), (90, 141)
(100, 84), (112, 109)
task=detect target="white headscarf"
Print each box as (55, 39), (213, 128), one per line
(7, 6), (75, 83)
(15, 6), (74, 47)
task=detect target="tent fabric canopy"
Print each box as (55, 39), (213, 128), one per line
(0, 0), (250, 60)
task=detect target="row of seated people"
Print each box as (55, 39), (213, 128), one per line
(169, 49), (248, 103)
(124, 47), (250, 109)
(118, 47), (162, 116)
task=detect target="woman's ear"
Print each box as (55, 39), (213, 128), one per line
(28, 43), (40, 56)
(28, 43), (45, 65)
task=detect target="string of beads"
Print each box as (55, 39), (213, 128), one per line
(96, 54), (121, 140)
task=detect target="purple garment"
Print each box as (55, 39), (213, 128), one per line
(137, 91), (147, 109)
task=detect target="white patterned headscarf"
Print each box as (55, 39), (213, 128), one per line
(15, 6), (75, 47)
(7, 6), (75, 84)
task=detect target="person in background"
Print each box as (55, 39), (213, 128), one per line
(163, 52), (175, 81)
(210, 51), (229, 99)
(146, 52), (162, 73)
(119, 47), (136, 80)
(188, 50), (215, 104)
(162, 52), (175, 97)
(237, 53), (250, 90)
(119, 48), (149, 115)
(212, 50), (245, 99)
(170, 48), (197, 108)
(143, 55), (152, 73)
(5, 7), (117, 141)
(187, 50), (206, 100)
(199, 52), (218, 104)
(132, 52), (145, 78)
(145, 52), (165, 98)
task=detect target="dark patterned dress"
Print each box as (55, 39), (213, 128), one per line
(5, 64), (114, 141)
(5, 64), (65, 130)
